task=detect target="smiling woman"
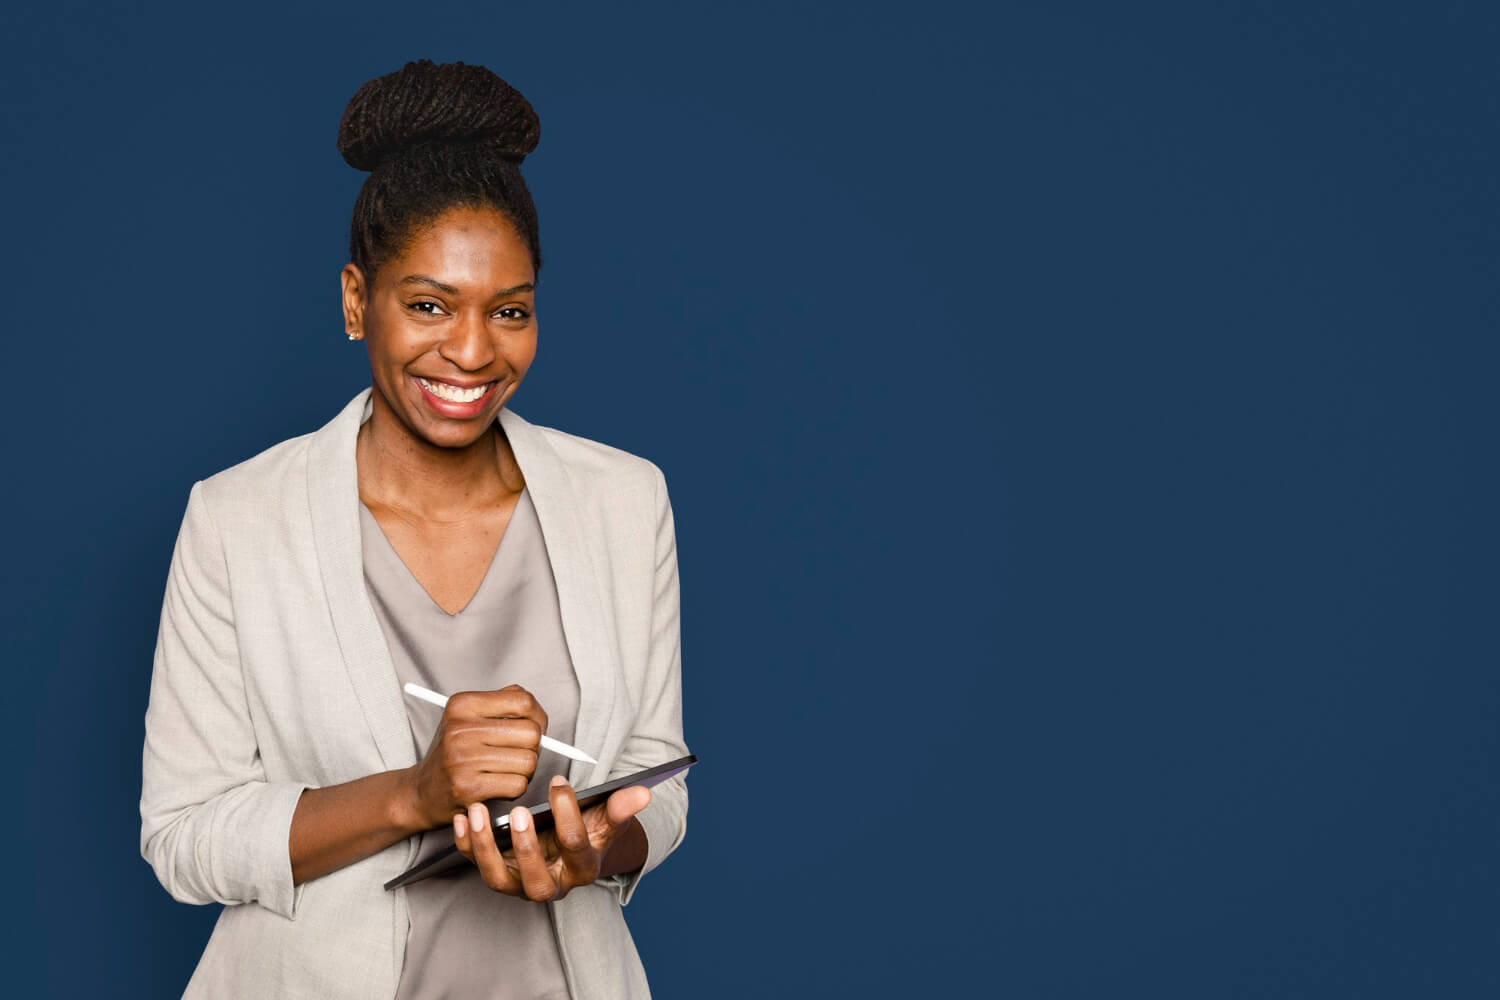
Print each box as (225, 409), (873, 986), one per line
(138, 59), (690, 1000)
(346, 204), (540, 471)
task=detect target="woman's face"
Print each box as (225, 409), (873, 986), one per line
(341, 203), (537, 450)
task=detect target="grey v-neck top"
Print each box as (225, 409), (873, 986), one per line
(359, 485), (581, 1000)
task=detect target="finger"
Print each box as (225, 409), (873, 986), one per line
(447, 718), (543, 754)
(477, 719), (544, 753)
(508, 805), (559, 902)
(444, 731), (540, 774)
(605, 784), (652, 830)
(548, 776), (598, 888)
(446, 687), (549, 732)
(438, 758), (532, 805)
(445, 771), (528, 805)
(437, 731), (540, 804)
(466, 802), (521, 895)
(500, 684), (550, 734)
(480, 753), (539, 795)
(453, 810), (472, 861)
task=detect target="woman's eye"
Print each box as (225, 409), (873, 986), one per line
(406, 301), (445, 315)
(496, 307), (531, 321)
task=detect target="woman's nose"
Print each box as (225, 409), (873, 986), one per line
(438, 311), (496, 370)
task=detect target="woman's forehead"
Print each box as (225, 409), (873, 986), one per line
(390, 207), (534, 287)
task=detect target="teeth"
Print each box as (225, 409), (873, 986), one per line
(419, 378), (492, 403)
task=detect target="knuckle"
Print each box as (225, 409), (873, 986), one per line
(504, 775), (527, 798)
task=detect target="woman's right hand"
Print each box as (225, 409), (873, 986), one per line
(404, 684), (549, 830)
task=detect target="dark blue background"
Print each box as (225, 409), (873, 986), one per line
(4, 1), (1497, 996)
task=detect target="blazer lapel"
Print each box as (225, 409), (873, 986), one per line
(500, 406), (618, 787)
(306, 388), (415, 773)
(306, 387), (617, 786)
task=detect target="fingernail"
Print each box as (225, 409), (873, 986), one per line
(550, 775), (567, 788)
(454, 813), (468, 838)
(469, 804), (484, 831)
(511, 807), (530, 832)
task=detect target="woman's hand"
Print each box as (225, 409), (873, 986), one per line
(404, 685), (549, 831)
(454, 775), (652, 901)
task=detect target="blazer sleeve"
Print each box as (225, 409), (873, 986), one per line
(139, 479), (310, 920)
(604, 461), (691, 906)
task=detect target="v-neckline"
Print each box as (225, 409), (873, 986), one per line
(360, 486), (528, 619)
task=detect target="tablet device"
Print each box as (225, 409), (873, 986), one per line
(383, 755), (698, 890)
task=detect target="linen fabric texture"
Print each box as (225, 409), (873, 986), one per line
(138, 388), (690, 999)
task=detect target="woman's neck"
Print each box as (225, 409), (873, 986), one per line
(355, 401), (522, 523)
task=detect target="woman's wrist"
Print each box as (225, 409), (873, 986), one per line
(388, 765), (430, 836)
(290, 767), (433, 886)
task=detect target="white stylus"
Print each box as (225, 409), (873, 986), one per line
(402, 682), (598, 765)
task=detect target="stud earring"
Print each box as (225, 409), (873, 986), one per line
(347, 331), (362, 341)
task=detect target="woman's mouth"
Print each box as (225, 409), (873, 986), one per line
(415, 375), (497, 416)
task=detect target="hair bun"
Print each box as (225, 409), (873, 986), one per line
(336, 59), (541, 171)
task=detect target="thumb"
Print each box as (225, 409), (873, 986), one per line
(605, 785), (652, 829)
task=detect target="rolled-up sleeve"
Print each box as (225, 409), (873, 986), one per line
(139, 480), (309, 920)
(604, 461), (691, 906)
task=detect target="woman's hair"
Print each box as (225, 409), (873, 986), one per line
(337, 59), (543, 282)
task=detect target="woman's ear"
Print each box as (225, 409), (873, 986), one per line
(340, 263), (368, 339)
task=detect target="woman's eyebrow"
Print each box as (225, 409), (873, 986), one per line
(398, 275), (534, 297)
(398, 275), (461, 295)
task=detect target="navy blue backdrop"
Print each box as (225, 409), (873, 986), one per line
(4, 1), (1498, 996)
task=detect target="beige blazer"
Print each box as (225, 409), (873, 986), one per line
(139, 387), (690, 999)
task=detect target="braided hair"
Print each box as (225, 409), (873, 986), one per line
(337, 59), (543, 282)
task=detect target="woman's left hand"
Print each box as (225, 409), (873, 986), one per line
(453, 775), (651, 901)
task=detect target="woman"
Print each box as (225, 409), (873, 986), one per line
(138, 60), (690, 999)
